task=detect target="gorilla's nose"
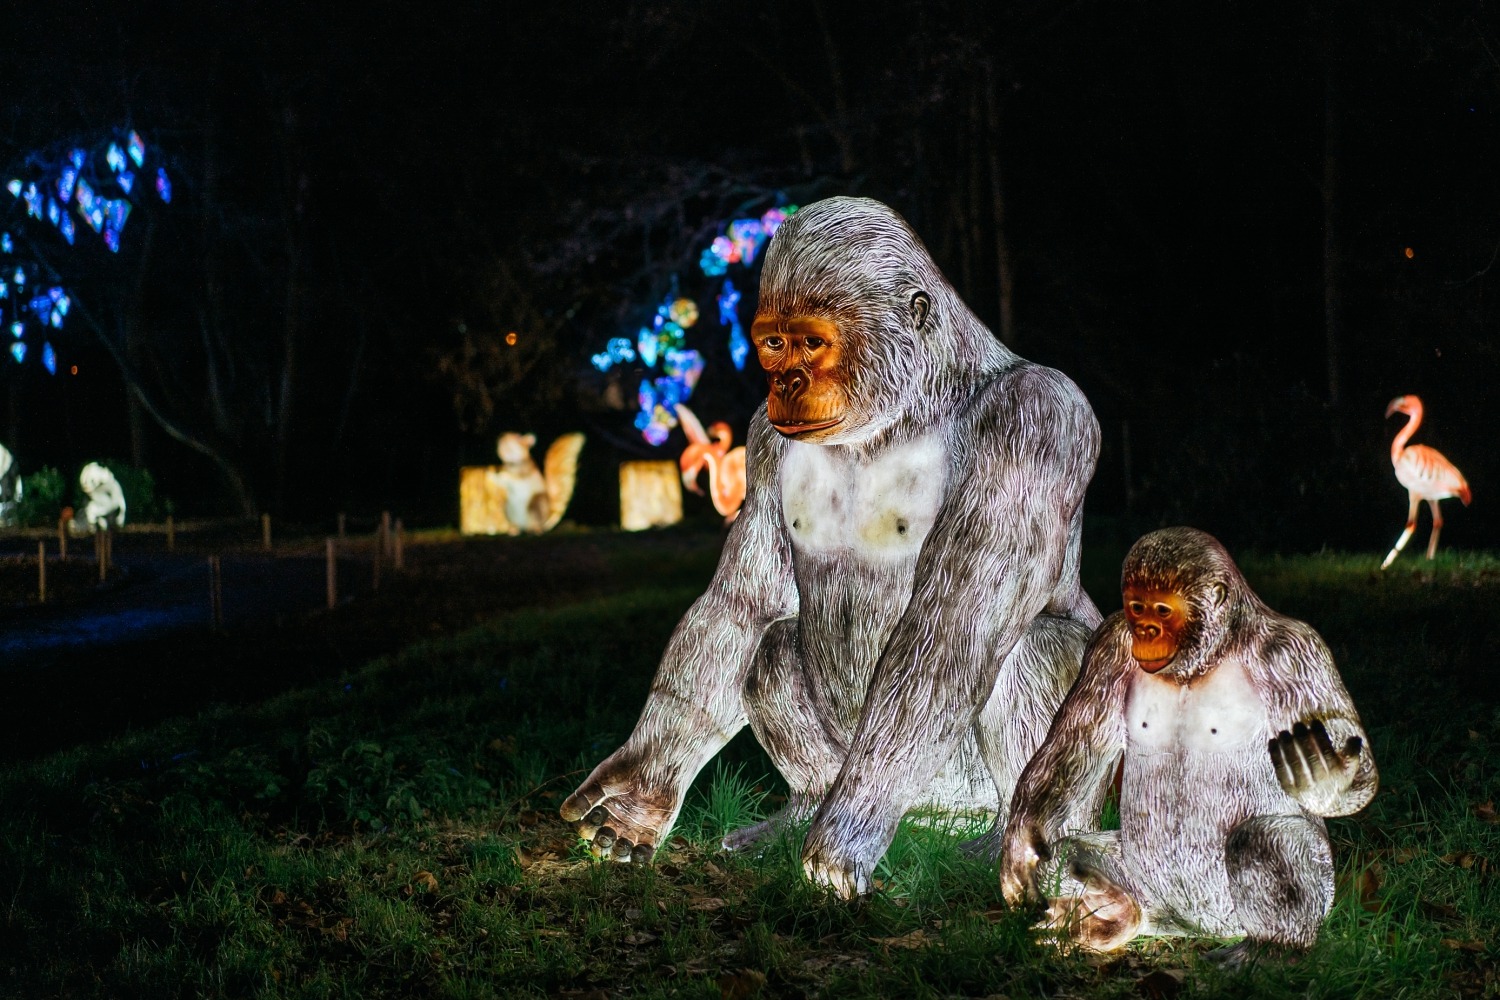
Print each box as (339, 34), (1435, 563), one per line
(773, 368), (808, 399)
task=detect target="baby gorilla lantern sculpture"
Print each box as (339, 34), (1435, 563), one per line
(562, 196), (1102, 896)
(1001, 528), (1377, 961)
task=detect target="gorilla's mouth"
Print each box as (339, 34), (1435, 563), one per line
(1137, 655), (1174, 674)
(771, 417), (843, 436)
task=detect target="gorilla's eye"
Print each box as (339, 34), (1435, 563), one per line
(1127, 602), (1145, 616)
(1154, 604), (1173, 618)
(762, 336), (785, 351)
(804, 336), (825, 349)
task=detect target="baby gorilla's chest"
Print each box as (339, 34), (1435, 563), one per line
(780, 435), (949, 563)
(1125, 660), (1267, 755)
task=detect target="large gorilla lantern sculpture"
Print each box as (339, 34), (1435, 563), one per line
(562, 197), (1101, 896)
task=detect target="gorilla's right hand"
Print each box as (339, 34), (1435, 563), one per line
(560, 748), (682, 863)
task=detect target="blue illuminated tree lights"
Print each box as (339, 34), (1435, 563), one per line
(1, 128), (172, 372)
(593, 204), (796, 445)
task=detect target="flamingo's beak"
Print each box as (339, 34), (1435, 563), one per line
(1385, 397), (1405, 418)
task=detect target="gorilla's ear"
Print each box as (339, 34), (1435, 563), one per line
(1211, 582), (1228, 607)
(909, 290), (932, 330)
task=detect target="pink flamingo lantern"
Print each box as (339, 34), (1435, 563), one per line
(1381, 394), (1471, 569)
(675, 404), (747, 522)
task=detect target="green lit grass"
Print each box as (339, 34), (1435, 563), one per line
(1, 541), (1497, 998)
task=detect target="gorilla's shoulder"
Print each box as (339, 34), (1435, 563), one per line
(989, 360), (1093, 411)
(1086, 611), (1132, 656)
(963, 361), (1099, 445)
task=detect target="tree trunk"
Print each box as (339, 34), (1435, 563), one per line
(983, 65), (1017, 348)
(124, 215), (157, 469)
(966, 83), (984, 307)
(1322, 56), (1343, 414)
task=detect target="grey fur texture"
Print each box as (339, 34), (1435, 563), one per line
(561, 196), (1101, 896)
(1001, 527), (1378, 952)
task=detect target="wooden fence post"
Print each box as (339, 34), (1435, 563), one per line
(394, 518), (404, 571)
(166, 514), (175, 552)
(261, 513), (272, 551)
(326, 538), (337, 609)
(37, 540), (45, 604)
(208, 555), (223, 628)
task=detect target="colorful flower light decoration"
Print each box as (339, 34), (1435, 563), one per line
(700, 205), (794, 371)
(594, 204), (795, 444)
(0, 128), (174, 376)
(6, 127), (171, 257)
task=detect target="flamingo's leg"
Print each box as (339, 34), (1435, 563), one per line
(1425, 498), (1445, 560)
(1381, 493), (1421, 570)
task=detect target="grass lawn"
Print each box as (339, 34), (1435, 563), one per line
(2, 528), (1497, 998)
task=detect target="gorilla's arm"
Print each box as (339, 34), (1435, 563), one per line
(1257, 620), (1378, 818)
(802, 366), (1100, 896)
(561, 411), (799, 858)
(999, 621), (1132, 905)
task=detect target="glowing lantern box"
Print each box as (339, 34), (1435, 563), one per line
(459, 465), (515, 535)
(620, 461), (682, 531)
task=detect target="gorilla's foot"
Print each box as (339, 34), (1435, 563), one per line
(959, 825), (1005, 861)
(722, 795), (818, 852)
(1204, 938), (1299, 969)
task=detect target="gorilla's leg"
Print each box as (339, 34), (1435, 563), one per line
(1034, 832), (1146, 951)
(1221, 814), (1333, 956)
(725, 618), (849, 850)
(963, 611), (1094, 858)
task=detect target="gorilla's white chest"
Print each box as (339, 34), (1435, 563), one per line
(1124, 659), (1267, 755)
(779, 434), (948, 562)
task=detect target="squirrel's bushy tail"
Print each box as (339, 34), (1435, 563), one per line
(542, 433), (586, 531)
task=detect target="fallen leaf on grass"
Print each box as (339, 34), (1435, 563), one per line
(1336, 866), (1385, 914)
(622, 931), (657, 946)
(1136, 968), (1185, 999)
(1440, 852), (1478, 869)
(413, 870), (439, 893)
(717, 969), (766, 999)
(1473, 801), (1498, 824)
(690, 897), (729, 912)
(1421, 900), (1462, 923)
(802, 953), (869, 974)
(871, 929), (932, 950)
(1442, 938), (1488, 952)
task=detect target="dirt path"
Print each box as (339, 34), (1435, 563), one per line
(0, 525), (725, 764)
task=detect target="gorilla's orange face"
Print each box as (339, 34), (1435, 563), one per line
(750, 314), (848, 440)
(1123, 585), (1190, 673)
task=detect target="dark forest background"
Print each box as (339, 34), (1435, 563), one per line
(1, 0), (1496, 553)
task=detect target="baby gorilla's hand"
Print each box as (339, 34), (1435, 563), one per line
(1269, 719), (1361, 816)
(999, 824), (1050, 908)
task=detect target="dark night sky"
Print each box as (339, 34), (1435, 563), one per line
(1, 1), (1495, 549)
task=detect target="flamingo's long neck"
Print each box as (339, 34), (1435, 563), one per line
(703, 452), (722, 505)
(1391, 402), (1423, 465)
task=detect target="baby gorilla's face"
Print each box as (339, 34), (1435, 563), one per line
(1123, 585), (1190, 673)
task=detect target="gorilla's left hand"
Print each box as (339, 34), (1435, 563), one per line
(1269, 718), (1362, 815)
